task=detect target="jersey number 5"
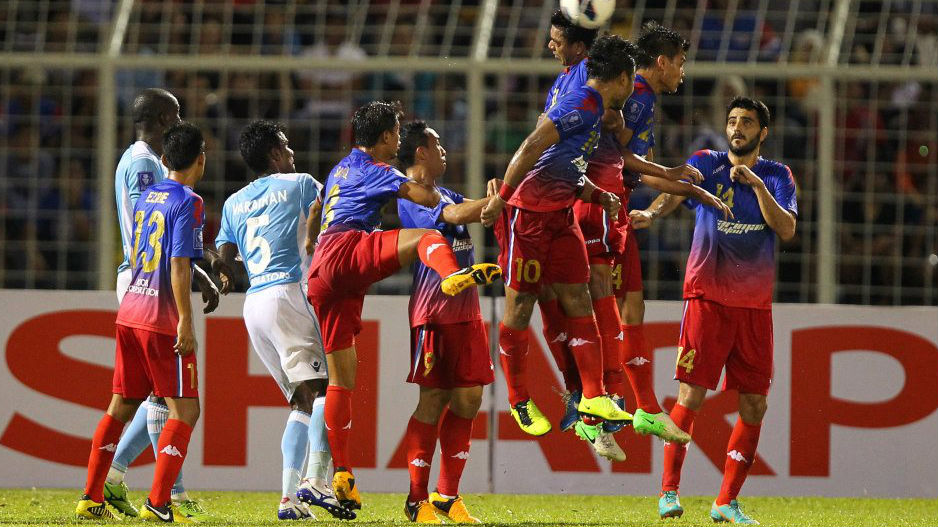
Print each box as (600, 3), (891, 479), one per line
(132, 210), (165, 273)
(245, 214), (272, 275)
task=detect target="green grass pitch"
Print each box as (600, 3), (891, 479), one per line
(1, 488), (936, 526)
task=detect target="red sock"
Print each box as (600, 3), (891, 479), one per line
(83, 413), (125, 503)
(539, 300), (580, 391)
(716, 419), (762, 505)
(662, 403), (696, 492)
(148, 419), (193, 507)
(593, 296), (625, 398)
(498, 323), (530, 406)
(437, 410), (473, 497)
(622, 324), (661, 413)
(565, 316), (605, 399)
(417, 231), (461, 277)
(325, 385), (353, 473)
(405, 416), (438, 502)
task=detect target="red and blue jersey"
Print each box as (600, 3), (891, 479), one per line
(682, 150), (798, 310)
(544, 59), (588, 113)
(510, 85), (604, 212)
(116, 179), (205, 335)
(319, 148), (410, 234)
(398, 186), (481, 327)
(622, 74), (657, 192)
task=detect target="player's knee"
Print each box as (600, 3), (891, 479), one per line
(450, 388), (483, 418)
(414, 389), (450, 422)
(623, 295), (645, 325)
(588, 267), (613, 299)
(677, 383), (706, 411)
(557, 286), (593, 318)
(504, 294), (536, 328)
(738, 394), (768, 424)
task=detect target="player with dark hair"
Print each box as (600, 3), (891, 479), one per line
(397, 120), (494, 524)
(215, 120), (353, 521)
(103, 89), (221, 521)
(77, 122), (209, 522)
(632, 97), (796, 523)
(306, 101), (501, 511)
(482, 34), (637, 442)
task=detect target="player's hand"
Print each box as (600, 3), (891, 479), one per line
(730, 165), (765, 190)
(193, 266), (221, 312)
(629, 209), (654, 230)
(174, 319), (197, 356)
(481, 195), (505, 227)
(210, 258), (234, 295)
(305, 238), (316, 257)
(486, 178), (504, 197)
(695, 188), (735, 220)
(665, 164), (704, 184)
(599, 192), (621, 222)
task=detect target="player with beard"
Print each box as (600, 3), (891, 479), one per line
(631, 97), (797, 524)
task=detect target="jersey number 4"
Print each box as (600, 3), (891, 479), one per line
(676, 346), (695, 374)
(132, 210), (165, 272)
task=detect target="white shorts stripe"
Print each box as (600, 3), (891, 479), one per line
(601, 209), (611, 253)
(678, 300), (690, 344)
(176, 354), (183, 397)
(505, 208), (520, 286)
(411, 326), (426, 380)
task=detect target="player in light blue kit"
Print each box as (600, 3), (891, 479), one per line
(104, 88), (220, 521)
(214, 121), (354, 521)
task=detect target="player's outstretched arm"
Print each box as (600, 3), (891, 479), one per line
(192, 264), (221, 313)
(214, 243), (241, 294)
(607, 112), (702, 184)
(642, 175), (733, 220)
(577, 176), (621, 221)
(731, 165), (796, 241)
(481, 118), (560, 227)
(629, 192), (687, 230)
(171, 256), (197, 356)
(441, 196), (494, 225)
(305, 198), (323, 255)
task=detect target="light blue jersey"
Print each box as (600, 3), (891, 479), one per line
(216, 173), (323, 294)
(115, 141), (167, 273)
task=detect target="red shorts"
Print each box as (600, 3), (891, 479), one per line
(675, 298), (774, 395)
(408, 319), (494, 389)
(611, 228), (643, 297)
(494, 205), (589, 294)
(573, 201), (626, 259)
(306, 229), (401, 352)
(113, 325), (199, 399)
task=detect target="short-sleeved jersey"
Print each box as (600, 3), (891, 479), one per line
(116, 179), (205, 335)
(398, 186), (481, 327)
(509, 85), (604, 212)
(116, 141), (168, 273)
(682, 150), (798, 310)
(544, 59), (588, 113)
(215, 173), (322, 294)
(623, 74), (656, 158)
(319, 148), (410, 234)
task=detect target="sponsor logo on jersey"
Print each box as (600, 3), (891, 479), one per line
(716, 220), (767, 235)
(559, 110), (583, 132)
(727, 450), (748, 463)
(625, 100), (645, 123)
(137, 171), (155, 190)
(159, 445), (183, 458)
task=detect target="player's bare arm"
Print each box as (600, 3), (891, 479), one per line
(629, 192), (686, 229)
(577, 176), (621, 221)
(481, 118), (560, 227)
(399, 180), (442, 208)
(192, 264), (221, 313)
(305, 198), (323, 256)
(642, 176), (733, 220)
(171, 256), (197, 356)
(441, 196), (494, 225)
(610, 113), (703, 184)
(730, 165), (796, 241)
(215, 242), (241, 294)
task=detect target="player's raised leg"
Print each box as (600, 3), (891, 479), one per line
(396, 227), (501, 297)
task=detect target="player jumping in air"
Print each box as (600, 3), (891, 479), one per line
(482, 34), (637, 439)
(77, 122), (210, 523)
(103, 89), (222, 521)
(396, 121), (495, 524)
(214, 120), (354, 521)
(306, 101), (501, 511)
(632, 97), (797, 524)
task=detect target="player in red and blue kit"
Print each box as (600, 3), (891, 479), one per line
(396, 121), (494, 524)
(77, 122), (209, 523)
(634, 97), (797, 524)
(305, 101), (500, 511)
(482, 35), (637, 438)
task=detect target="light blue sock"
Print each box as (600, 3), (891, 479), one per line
(146, 400), (187, 498)
(305, 397), (331, 485)
(282, 410), (311, 498)
(107, 401), (151, 482)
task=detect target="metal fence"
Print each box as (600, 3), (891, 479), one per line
(1, 0), (936, 304)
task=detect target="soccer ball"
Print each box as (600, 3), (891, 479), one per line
(560, 0), (616, 29)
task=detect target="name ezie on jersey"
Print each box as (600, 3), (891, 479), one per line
(127, 278), (159, 297)
(231, 189), (289, 215)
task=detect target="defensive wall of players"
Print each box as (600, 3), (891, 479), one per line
(0, 291), (935, 497)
